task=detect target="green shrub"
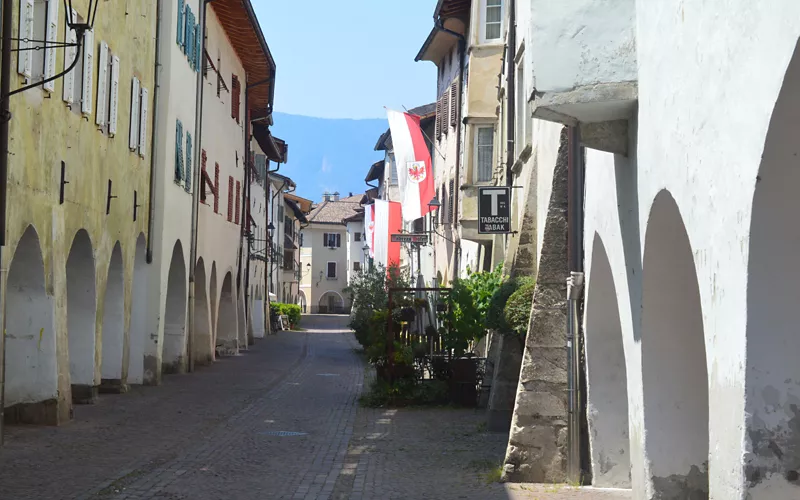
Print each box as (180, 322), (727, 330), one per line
(359, 378), (449, 408)
(344, 263), (410, 348)
(270, 302), (301, 329)
(487, 278), (521, 332)
(503, 277), (536, 336)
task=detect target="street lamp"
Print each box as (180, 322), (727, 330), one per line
(427, 196), (441, 229)
(65, 0), (101, 33)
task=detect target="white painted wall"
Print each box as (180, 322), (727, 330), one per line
(579, 3), (800, 497)
(346, 220), (365, 285)
(301, 223), (350, 312)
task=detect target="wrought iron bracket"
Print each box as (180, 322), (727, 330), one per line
(6, 30), (84, 99)
(10, 37), (80, 51)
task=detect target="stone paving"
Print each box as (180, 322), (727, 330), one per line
(0, 314), (630, 500)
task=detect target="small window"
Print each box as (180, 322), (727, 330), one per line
(354, 262), (361, 272)
(354, 232), (362, 242)
(476, 126), (495, 182)
(231, 74), (241, 123)
(485, 0), (503, 41)
(327, 262), (337, 278)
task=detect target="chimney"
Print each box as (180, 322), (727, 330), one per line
(333, 192), (340, 201)
(322, 191), (330, 202)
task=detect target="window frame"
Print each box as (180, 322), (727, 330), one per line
(326, 261), (338, 279)
(480, 0), (504, 44)
(474, 124), (495, 183)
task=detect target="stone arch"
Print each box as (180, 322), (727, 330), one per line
(210, 261), (218, 349)
(744, 39), (800, 495)
(100, 242), (125, 391)
(252, 285), (265, 339)
(585, 234), (630, 488)
(217, 271), (238, 353)
(298, 290), (307, 313)
(318, 291), (344, 314)
(193, 257), (212, 366)
(4, 226), (58, 424)
(163, 241), (187, 374)
(641, 190), (708, 497)
(66, 229), (98, 404)
(128, 234), (147, 384)
(238, 283), (247, 347)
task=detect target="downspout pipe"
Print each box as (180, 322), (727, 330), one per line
(0, 0), (13, 443)
(506, 0), (516, 188)
(566, 125), (585, 483)
(146, 0), (165, 264)
(188, 0), (213, 370)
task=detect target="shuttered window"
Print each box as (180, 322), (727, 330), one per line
(235, 180), (241, 224)
(185, 7), (195, 64)
(227, 176), (234, 221)
(442, 92), (449, 136)
(62, 8), (78, 104)
(175, 120), (184, 182)
(139, 87), (149, 156)
(327, 262), (337, 278)
(440, 183), (446, 224)
(81, 29), (94, 116)
(450, 81), (458, 127)
(214, 163), (220, 213)
(185, 133), (193, 192)
(177, 0), (185, 46)
(95, 41), (109, 126)
(231, 75), (240, 123)
(108, 56), (120, 135)
(17, 0), (34, 77)
(435, 97), (442, 140)
(194, 24), (201, 72)
(130, 77), (141, 150)
(323, 233), (341, 248)
(43, 0), (59, 92)
(476, 126), (494, 182)
(448, 179), (455, 223)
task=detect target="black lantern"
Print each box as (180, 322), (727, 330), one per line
(64, 0), (100, 32)
(428, 196), (441, 227)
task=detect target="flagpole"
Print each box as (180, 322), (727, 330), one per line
(399, 105), (447, 161)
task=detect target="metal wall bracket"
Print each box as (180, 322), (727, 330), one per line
(59, 161), (68, 204)
(106, 179), (117, 215)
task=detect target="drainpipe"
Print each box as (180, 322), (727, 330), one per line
(566, 125), (585, 482)
(146, 0), (165, 264)
(0, 0), (12, 443)
(505, 0), (516, 188)
(187, 0), (213, 371)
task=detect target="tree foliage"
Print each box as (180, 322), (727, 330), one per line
(503, 276), (536, 336)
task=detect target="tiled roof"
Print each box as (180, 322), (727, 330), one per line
(307, 199), (363, 225)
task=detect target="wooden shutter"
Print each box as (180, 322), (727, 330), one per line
(440, 183), (445, 224)
(448, 179), (455, 223)
(185, 133), (192, 192)
(435, 97), (441, 140)
(194, 24), (201, 72)
(327, 262), (336, 278)
(323, 233), (328, 247)
(108, 56), (120, 135)
(175, 120), (183, 181)
(43, 0), (59, 91)
(17, 0), (34, 77)
(227, 176), (234, 221)
(214, 163), (220, 213)
(95, 42), (109, 126)
(450, 81), (458, 127)
(81, 30), (94, 116)
(185, 7), (194, 63)
(177, 0), (184, 47)
(336, 233), (341, 248)
(235, 181), (241, 224)
(139, 87), (149, 157)
(62, 10), (78, 103)
(231, 75), (240, 122)
(442, 92), (449, 136)
(129, 77), (141, 150)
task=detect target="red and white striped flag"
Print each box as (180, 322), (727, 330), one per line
(372, 199), (402, 269)
(386, 109), (435, 222)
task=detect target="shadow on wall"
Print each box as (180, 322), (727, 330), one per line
(66, 229), (98, 404)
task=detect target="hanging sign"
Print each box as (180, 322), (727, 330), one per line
(478, 187), (511, 234)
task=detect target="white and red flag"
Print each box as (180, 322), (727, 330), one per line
(364, 203), (375, 259)
(372, 199), (403, 269)
(386, 109), (435, 222)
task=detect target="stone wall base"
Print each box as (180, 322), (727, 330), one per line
(4, 398), (61, 425)
(99, 379), (128, 394)
(71, 384), (99, 405)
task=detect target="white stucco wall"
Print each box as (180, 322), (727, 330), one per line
(579, 2), (800, 497)
(300, 223), (350, 313)
(528, 0), (637, 93)
(346, 220), (365, 285)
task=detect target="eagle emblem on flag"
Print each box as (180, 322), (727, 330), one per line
(407, 161), (427, 184)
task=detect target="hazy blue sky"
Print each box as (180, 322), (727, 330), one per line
(252, 0), (437, 119)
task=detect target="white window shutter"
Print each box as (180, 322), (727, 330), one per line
(17, 0), (34, 77)
(108, 56), (120, 135)
(129, 77), (140, 150)
(43, 0), (59, 91)
(81, 30), (94, 115)
(95, 41), (109, 126)
(138, 87), (148, 157)
(62, 9), (77, 103)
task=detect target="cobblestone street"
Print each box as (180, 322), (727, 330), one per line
(0, 315), (629, 500)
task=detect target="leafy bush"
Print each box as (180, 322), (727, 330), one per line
(503, 277), (536, 336)
(439, 265), (504, 355)
(359, 378), (449, 408)
(344, 263), (410, 348)
(269, 302), (301, 328)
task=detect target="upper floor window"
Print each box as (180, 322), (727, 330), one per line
(475, 126), (495, 182)
(388, 154), (398, 185)
(323, 233), (341, 248)
(484, 0), (503, 41)
(354, 232), (362, 242)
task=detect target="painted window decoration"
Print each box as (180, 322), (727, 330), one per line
(227, 176), (234, 222)
(485, 0), (503, 40)
(231, 75), (241, 123)
(177, 0), (201, 72)
(175, 120), (184, 182)
(476, 126), (495, 182)
(214, 163), (220, 213)
(185, 133), (193, 193)
(235, 180), (241, 224)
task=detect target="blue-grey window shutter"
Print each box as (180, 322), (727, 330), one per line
(177, 0), (184, 47)
(184, 8), (192, 58)
(175, 120), (183, 181)
(195, 24), (201, 72)
(185, 132), (193, 192)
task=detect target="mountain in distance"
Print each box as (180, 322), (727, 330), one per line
(269, 112), (388, 202)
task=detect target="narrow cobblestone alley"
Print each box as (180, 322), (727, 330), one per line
(0, 315), (629, 500)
